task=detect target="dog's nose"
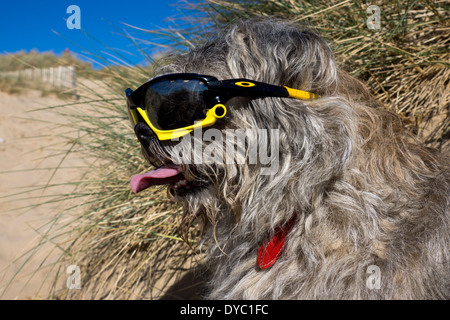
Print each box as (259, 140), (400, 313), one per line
(134, 122), (157, 148)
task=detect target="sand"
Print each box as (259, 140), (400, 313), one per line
(0, 80), (203, 300)
(0, 87), (91, 299)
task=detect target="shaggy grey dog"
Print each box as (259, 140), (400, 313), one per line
(132, 18), (449, 299)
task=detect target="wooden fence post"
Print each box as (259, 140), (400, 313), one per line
(0, 66), (78, 96)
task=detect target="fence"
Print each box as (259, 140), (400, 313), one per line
(0, 66), (77, 90)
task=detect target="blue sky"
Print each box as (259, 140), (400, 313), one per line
(0, 0), (190, 68)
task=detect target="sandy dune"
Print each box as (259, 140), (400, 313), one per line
(0, 87), (92, 299)
(0, 80), (202, 300)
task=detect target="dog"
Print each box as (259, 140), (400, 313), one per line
(129, 18), (449, 299)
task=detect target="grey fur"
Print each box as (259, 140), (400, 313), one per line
(137, 18), (449, 299)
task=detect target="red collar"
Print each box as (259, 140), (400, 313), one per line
(257, 215), (296, 269)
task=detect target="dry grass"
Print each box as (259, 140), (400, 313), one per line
(34, 74), (203, 299)
(0, 50), (96, 76)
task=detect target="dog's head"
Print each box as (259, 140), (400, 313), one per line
(129, 18), (369, 236)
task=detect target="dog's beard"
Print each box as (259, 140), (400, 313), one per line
(130, 122), (211, 197)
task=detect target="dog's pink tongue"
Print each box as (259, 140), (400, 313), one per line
(131, 165), (183, 194)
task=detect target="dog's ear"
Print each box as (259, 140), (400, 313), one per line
(225, 19), (338, 95)
(336, 69), (372, 102)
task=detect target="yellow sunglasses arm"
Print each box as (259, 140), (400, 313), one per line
(284, 86), (320, 100)
(171, 104), (227, 134)
(130, 108), (139, 124)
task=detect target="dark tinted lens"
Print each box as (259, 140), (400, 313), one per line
(145, 78), (209, 130)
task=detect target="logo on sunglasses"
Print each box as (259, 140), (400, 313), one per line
(235, 81), (256, 88)
(170, 128), (280, 176)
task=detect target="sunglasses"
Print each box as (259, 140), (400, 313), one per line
(125, 73), (320, 141)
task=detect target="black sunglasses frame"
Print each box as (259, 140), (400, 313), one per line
(125, 73), (319, 140)
(126, 73), (294, 111)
